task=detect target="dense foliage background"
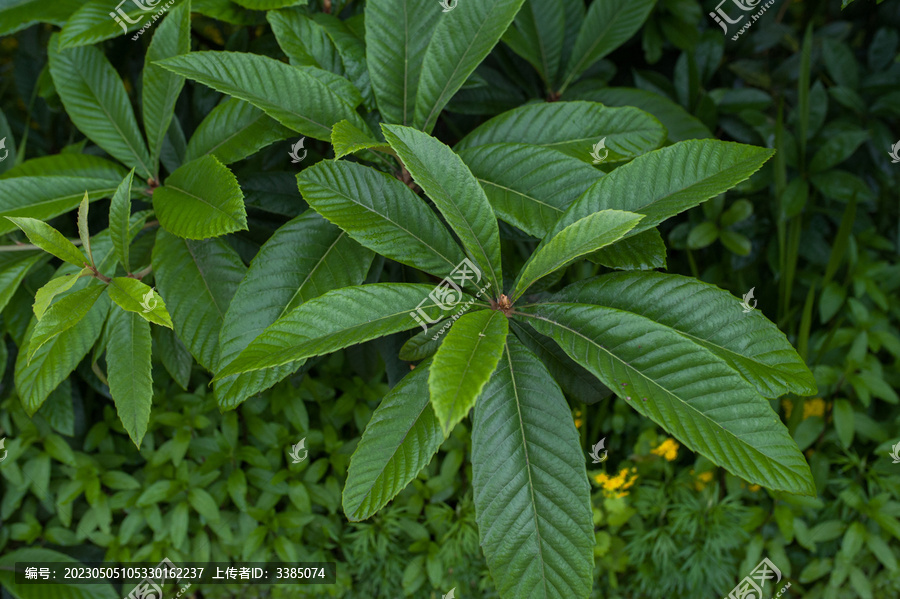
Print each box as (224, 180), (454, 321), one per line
(1, 0), (899, 598)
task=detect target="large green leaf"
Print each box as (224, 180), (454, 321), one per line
(0, 252), (46, 315)
(142, 0), (191, 172)
(58, 0), (187, 49)
(27, 285), (105, 362)
(459, 143), (601, 238)
(0, 154), (127, 181)
(106, 308), (153, 448)
(545, 140), (775, 241)
(33, 271), (89, 321)
(297, 160), (466, 280)
(109, 170), (135, 271)
(591, 227), (667, 271)
(343, 361), (444, 521)
(268, 9), (344, 72)
(0, 0), (87, 38)
(511, 209), (643, 300)
(157, 51), (369, 141)
(413, 0), (527, 132)
(518, 303), (816, 495)
(48, 35), (153, 178)
(502, 0), (565, 88)
(312, 13), (373, 109)
(0, 177), (121, 236)
(184, 98), (293, 165)
(365, 0), (441, 126)
(153, 155), (248, 239)
(429, 309), (508, 434)
(0, 548), (118, 599)
(152, 229), (246, 371)
(560, 0), (657, 91)
(15, 284), (109, 415)
(552, 272), (817, 398)
(107, 277), (174, 328)
(455, 101), (666, 164)
(5, 217), (88, 267)
(472, 336), (593, 599)
(215, 211), (374, 409)
(383, 125), (502, 292)
(215, 284), (447, 379)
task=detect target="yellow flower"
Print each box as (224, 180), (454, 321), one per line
(748, 484), (761, 492)
(692, 469), (714, 491)
(651, 438), (680, 461)
(573, 409), (583, 429)
(803, 398), (826, 419)
(594, 467), (638, 498)
(782, 399), (793, 419)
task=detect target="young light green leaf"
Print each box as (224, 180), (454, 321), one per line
(215, 211), (374, 410)
(33, 270), (91, 321)
(382, 124), (502, 292)
(560, 0), (657, 92)
(27, 285), (106, 363)
(518, 303), (816, 495)
(429, 309), (508, 434)
(459, 143), (601, 238)
(472, 336), (593, 599)
(0, 177), (121, 236)
(107, 277), (174, 329)
(106, 308), (154, 448)
(343, 360), (445, 521)
(512, 210), (643, 300)
(156, 51), (370, 140)
(552, 271), (818, 398)
(153, 155), (248, 239)
(297, 160), (466, 280)
(184, 98), (293, 165)
(0, 252), (45, 315)
(6, 217), (88, 267)
(48, 35), (153, 178)
(152, 230), (247, 371)
(143, 0), (192, 171)
(365, 0), (442, 126)
(331, 120), (391, 159)
(77, 191), (93, 267)
(109, 169), (136, 271)
(216, 284), (447, 379)
(414, 0), (527, 132)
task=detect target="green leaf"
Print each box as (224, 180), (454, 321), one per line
(106, 308), (153, 448)
(343, 361), (444, 521)
(297, 160), (466, 280)
(459, 143), (601, 238)
(157, 51), (370, 141)
(184, 98), (293, 165)
(561, 0), (657, 91)
(188, 488), (221, 521)
(268, 9), (344, 71)
(0, 548), (119, 599)
(518, 303), (815, 495)
(109, 169), (136, 271)
(0, 0), (87, 38)
(414, 0), (526, 132)
(153, 155), (248, 239)
(27, 285), (106, 363)
(578, 87), (713, 142)
(553, 272), (818, 398)
(5, 217), (87, 267)
(48, 35), (153, 179)
(365, 0), (442, 126)
(512, 209), (643, 300)
(58, 0), (188, 49)
(216, 284), (446, 379)
(502, 0), (565, 87)
(383, 125), (502, 292)
(143, 0), (192, 171)
(591, 228), (667, 271)
(107, 277), (174, 328)
(687, 221), (719, 249)
(16, 284), (109, 415)
(233, 0), (306, 8)
(331, 119), (391, 159)
(455, 101), (666, 164)
(545, 140), (774, 242)
(472, 337), (593, 599)
(215, 210), (373, 409)
(0, 153), (128, 181)
(0, 252), (45, 315)
(76, 192), (93, 267)
(809, 130), (869, 173)
(312, 13), (373, 108)
(33, 271), (90, 320)
(0, 177), (121, 236)
(152, 229), (246, 371)
(429, 310), (508, 434)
